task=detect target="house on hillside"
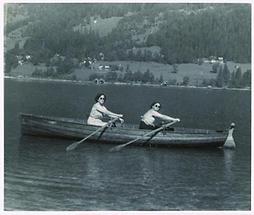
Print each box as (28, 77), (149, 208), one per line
(98, 65), (110, 71)
(218, 57), (224, 62)
(50, 54), (65, 64)
(25, 55), (31, 61)
(203, 56), (225, 64)
(80, 57), (97, 69)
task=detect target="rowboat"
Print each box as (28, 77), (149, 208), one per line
(20, 113), (236, 149)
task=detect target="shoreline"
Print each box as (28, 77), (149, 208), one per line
(4, 75), (251, 91)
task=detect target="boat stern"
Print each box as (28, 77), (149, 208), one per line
(223, 122), (236, 149)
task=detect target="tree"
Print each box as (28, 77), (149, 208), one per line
(127, 50), (135, 60)
(125, 64), (130, 73)
(229, 71), (236, 88)
(133, 70), (142, 82)
(216, 66), (224, 87)
(143, 50), (152, 61)
(229, 66), (243, 88)
(241, 69), (251, 87)
(211, 63), (219, 73)
(235, 66), (243, 87)
(57, 57), (74, 74)
(222, 63), (230, 86)
(135, 49), (142, 61)
(5, 52), (18, 73)
(105, 71), (118, 82)
(45, 67), (56, 77)
(182, 76), (190, 86)
(32, 68), (43, 77)
(142, 69), (154, 83)
(159, 74), (164, 83)
(123, 70), (133, 82)
(89, 73), (103, 81)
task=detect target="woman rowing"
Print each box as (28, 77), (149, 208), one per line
(139, 102), (180, 129)
(87, 93), (124, 127)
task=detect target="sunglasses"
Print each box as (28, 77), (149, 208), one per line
(99, 97), (105, 100)
(154, 104), (161, 108)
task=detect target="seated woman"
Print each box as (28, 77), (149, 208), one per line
(139, 102), (180, 129)
(87, 93), (124, 127)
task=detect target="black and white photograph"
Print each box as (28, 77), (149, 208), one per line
(2, 0), (252, 213)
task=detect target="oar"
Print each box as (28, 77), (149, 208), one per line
(66, 117), (120, 152)
(110, 120), (179, 152)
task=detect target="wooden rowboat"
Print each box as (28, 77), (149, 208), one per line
(20, 113), (236, 149)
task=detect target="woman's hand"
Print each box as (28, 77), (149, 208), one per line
(174, 118), (180, 122)
(119, 118), (124, 123)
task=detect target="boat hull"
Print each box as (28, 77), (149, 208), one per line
(20, 113), (228, 148)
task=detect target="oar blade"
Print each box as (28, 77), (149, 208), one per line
(66, 141), (79, 152)
(109, 145), (124, 152)
(109, 138), (137, 152)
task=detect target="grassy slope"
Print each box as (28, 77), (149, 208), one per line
(10, 60), (251, 86)
(5, 26), (29, 51)
(72, 60), (251, 85)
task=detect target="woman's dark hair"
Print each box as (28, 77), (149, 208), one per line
(150, 101), (161, 109)
(95, 93), (106, 102)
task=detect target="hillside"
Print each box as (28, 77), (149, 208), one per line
(4, 3), (251, 88)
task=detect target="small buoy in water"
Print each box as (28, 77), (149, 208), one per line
(224, 122), (236, 149)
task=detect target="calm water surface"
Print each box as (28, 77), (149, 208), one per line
(4, 79), (251, 210)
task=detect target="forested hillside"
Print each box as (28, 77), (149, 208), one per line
(4, 3), (251, 88)
(5, 3), (251, 63)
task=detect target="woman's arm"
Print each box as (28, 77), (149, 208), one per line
(97, 104), (123, 118)
(105, 109), (123, 118)
(153, 111), (180, 122)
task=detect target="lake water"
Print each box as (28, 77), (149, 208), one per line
(4, 79), (251, 211)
